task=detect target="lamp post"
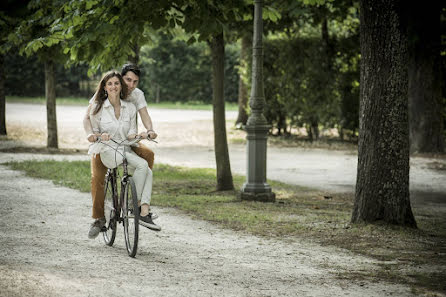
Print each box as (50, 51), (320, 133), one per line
(239, 0), (275, 202)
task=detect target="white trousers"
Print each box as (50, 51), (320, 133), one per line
(100, 149), (152, 205)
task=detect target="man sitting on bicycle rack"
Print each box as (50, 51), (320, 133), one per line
(86, 70), (161, 237)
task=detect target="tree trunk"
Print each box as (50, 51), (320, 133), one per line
(408, 3), (444, 153)
(0, 54), (6, 136)
(155, 83), (160, 104)
(352, 0), (416, 227)
(235, 34), (251, 127)
(128, 42), (140, 65)
(209, 32), (234, 191)
(45, 60), (58, 149)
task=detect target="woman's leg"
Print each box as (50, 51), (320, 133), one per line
(126, 152), (152, 209)
(126, 152), (160, 231)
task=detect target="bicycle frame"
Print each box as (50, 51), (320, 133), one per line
(106, 155), (132, 225)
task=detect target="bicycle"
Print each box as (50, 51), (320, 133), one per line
(97, 135), (157, 257)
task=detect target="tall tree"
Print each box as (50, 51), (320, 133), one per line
(177, 1), (252, 191)
(9, 0), (67, 148)
(0, 54), (5, 136)
(209, 32), (234, 190)
(44, 59), (57, 148)
(408, 3), (444, 153)
(352, 0), (416, 227)
(0, 0), (31, 136)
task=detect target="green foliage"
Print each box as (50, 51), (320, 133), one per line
(0, 1), (31, 54)
(174, 0), (251, 42)
(262, 34), (360, 139)
(139, 34), (239, 103)
(253, 0), (361, 139)
(50, 0), (177, 72)
(6, 0), (69, 64)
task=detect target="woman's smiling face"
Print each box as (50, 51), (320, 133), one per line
(104, 76), (122, 97)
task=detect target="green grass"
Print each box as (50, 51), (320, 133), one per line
(6, 160), (446, 294)
(6, 96), (238, 111)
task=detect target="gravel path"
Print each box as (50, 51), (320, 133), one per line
(0, 163), (414, 297)
(1, 102), (443, 296)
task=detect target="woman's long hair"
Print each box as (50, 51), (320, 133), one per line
(92, 71), (128, 115)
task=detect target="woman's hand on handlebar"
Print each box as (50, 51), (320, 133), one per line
(87, 133), (100, 143)
(101, 133), (111, 141)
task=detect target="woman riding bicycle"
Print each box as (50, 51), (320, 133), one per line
(87, 71), (161, 232)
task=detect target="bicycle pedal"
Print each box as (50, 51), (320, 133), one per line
(100, 226), (107, 232)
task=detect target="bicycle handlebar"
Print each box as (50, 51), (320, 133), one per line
(95, 135), (158, 145)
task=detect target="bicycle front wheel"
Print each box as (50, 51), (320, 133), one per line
(123, 177), (139, 257)
(103, 172), (117, 246)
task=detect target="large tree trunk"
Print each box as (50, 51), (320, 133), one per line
(45, 60), (58, 149)
(0, 54), (6, 136)
(209, 32), (234, 191)
(408, 3), (444, 153)
(235, 34), (251, 127)
(352, 0), (416, 227)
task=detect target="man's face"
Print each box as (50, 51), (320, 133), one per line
(123, 71), (139, 94)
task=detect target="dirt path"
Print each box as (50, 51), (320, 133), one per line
(0, 163), (415, 297)
(1, 103), (444, 296)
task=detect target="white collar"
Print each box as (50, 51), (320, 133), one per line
(103, 99), (128, 108)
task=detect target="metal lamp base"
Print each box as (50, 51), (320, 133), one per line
(239, 190), (276, 202)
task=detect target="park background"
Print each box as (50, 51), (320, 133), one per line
(1, 1), (446, 296)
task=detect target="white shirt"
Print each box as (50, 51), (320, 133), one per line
(89, 88), (147, 111)
(88, 99), (137, 156)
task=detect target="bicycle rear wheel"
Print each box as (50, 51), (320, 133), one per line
(123, 177), (139, 257)
(103, 172), (117, 246)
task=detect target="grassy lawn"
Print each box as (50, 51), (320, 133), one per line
(6, 160), (446, 295)
(6, 96), (238, 111)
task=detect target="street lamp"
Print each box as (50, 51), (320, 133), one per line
(239, 0), (275, 202)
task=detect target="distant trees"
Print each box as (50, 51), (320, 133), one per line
(408, 2), (444, 153)
(4, 52), (90, 97)
(260, 3), (360, 140)
(0, 0), (31, 136)
(139, 34), (239, 104)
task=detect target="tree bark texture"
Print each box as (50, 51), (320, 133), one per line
(0, 54), (6, 135)
(235, 34), (251, 127)
(45, 60), (58, 149)
(408, 3), (444, 153)
(352, 0), (416, 227)
(128, 42), (140, 65)
(209, 32), (234, 191)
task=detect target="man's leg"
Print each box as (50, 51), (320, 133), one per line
(90, 154), (108, 219)
(131, 143), (155, 169)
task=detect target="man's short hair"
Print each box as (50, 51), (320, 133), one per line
(121, 63), (141, 78)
